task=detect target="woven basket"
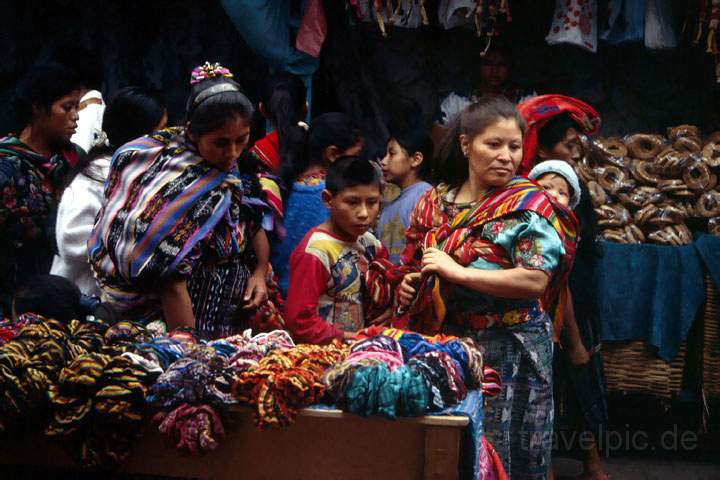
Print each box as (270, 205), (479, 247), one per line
(703, 274), (720, 398)
(602, 341), (686, 399)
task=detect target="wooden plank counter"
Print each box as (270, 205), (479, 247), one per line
(1, 407), (470, 480)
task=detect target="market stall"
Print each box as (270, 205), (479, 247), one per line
(0, 321), (503, 479)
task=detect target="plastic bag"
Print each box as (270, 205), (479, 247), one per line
(601, 0), (646, 45)
(438, 0), (476, 30)
(546, 0), (598, 53)
(644, 0), (677, 49)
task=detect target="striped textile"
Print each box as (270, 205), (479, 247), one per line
(394, 177), (579, 333)
(89, 128), (268, 322)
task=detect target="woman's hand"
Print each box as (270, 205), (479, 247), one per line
(421, 248), (465, 282)
(242, 272), (269, 310)
(398, 272), (422, 307)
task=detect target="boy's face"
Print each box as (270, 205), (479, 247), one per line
(537, 173), (571, 207)
(323, 184), (381, 239)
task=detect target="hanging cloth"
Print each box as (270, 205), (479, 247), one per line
(600, 0), (647, 45)
(545, 0), (598, 53)
(644, 0), (677, 49)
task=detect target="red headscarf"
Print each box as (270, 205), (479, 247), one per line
(517, 94), (601, 176)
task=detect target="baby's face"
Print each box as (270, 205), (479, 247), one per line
(537, 173), (571, 207)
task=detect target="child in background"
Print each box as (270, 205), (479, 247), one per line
(284, 156), (388, 344)
(377, 127), (433, 264)
(12, 274), (82, 324)
(529, 160), (590, 365)
(250, 71), (307, 175)
(272, 113), (364, 296)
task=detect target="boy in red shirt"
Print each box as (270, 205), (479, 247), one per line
(285, 156), (388, 344)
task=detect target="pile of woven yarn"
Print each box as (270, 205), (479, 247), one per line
(147, 329), (299, 452)
(322, 328), (501, 419)
(45, 320), (156, 468)
(232, 337), (349, 430)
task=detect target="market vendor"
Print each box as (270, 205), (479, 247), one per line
(519, 94), (609, 480)
(397, 96), (579, 479)
(0, 62), (84, 317)
(89, 62), (273, 338)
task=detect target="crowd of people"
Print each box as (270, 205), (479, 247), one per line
(0, 58), (609, 479)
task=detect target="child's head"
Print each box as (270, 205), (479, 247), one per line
(528, 160), (581, 209)
(381, 126), (433, 189)
(308, 113), (364, 165)
(12, 274), (82, 324)
(323, 156), (382, 239)
(104, 86), (167, 148)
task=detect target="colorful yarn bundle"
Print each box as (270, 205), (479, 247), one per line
(154, 403), (225, 455)
(0, 317), (108, 433)
(360, 327), (502, 396)
(46, 352), (153, 468)
(147, 354), (238, 408)
(102, 321), (149, 356)
(222, 329), (295, 372)
(232, 342), (349, 429)
(324, 330), (503, 419)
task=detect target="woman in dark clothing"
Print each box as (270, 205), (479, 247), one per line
(0, 63), (84, 316)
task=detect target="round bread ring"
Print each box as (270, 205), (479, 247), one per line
(626, 134), (664, 159)
(656, 149), (690, 177)
(673, 224), (693, 244)
(669, 125), (701, 141)
(709, 173), (718, 190)
(576, 159), (596, 183)
(602, 229), (627, 243)
(702, 141), (720, 168)
(612, 204), (632, 226)
(663, 227), (683, 246)
(674, 137), (702, 154)
(627, 223), (646, 243)
(598, 166), (628, 194)
(634, 204), (658, 226)
(648, 229), (670, 245)
(672, 189), (699, 200)
(596, 137), (629, 159)
(658, 204), (688, 220)
(681, 202), (696, 218)
(658, 179), (685, 192)
(587, 181), (607, 208)
(631, 160), (660, 185)
(683, 161), (712, 191)
(695, 191), (720, 218)
(617, 192), (643, 210)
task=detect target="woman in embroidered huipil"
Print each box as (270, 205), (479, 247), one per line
(397, 96), (579, 480)
(0, 63), (84, 316)
(89, 63), (273, 339)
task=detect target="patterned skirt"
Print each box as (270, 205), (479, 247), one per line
(187, 259), (252, 339)
(449, 313), (555, 480)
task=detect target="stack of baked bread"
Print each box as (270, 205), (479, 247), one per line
(572, 125), (720, 245)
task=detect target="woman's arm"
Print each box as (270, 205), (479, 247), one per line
(251, 228), (270, 277)
(159, 277), (195, 330)
(243, 228), (269, 310)
(421, 247), (550, 299)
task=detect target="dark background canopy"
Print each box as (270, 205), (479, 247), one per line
(0, 0), (715, 156)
